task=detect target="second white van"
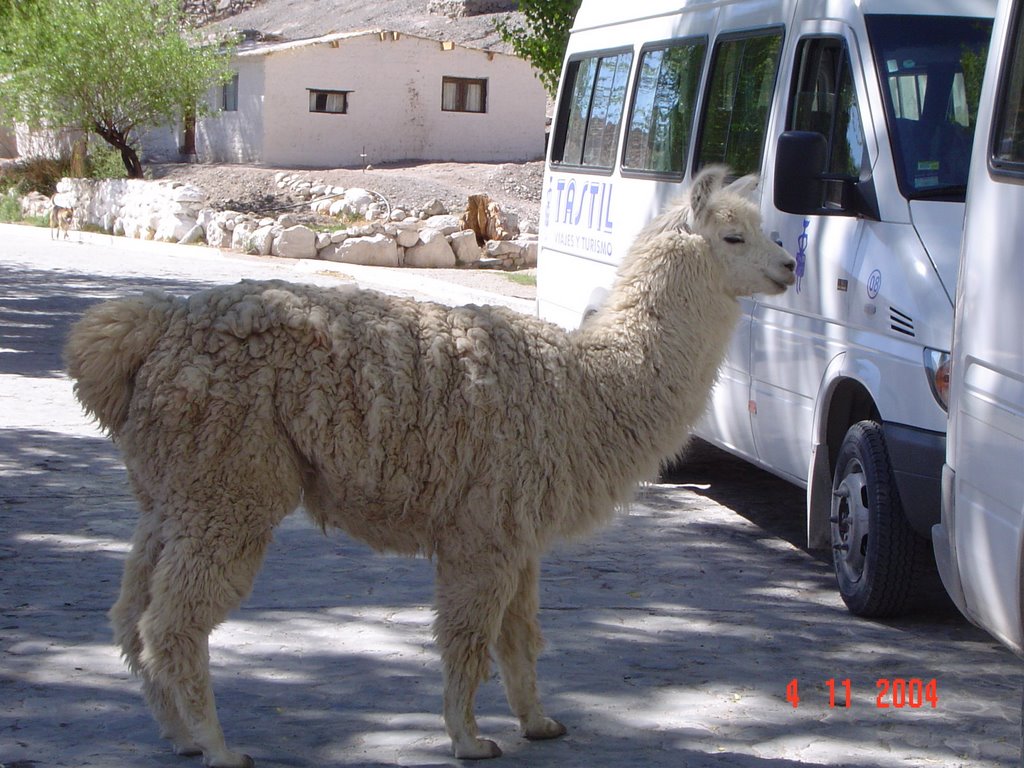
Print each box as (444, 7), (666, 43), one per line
(537, 0), (996, 616)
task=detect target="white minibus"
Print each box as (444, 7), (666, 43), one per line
(934, 0), (1024, 655)
(537, 0), (996, 617)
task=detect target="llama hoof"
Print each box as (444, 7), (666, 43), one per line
(524, 717), (567, 741)
(453, 738), (502, 760)
(172, 742), (203, 757)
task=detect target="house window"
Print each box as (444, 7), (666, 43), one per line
(309, 89), (349, 114)
(222, 73), (239, 112)
(442, 77), (486, 113)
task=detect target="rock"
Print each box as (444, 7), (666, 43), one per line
(343, 188), (374, 216)
(450, 229), (482, 264)
(423, 214), (461, 236)
(250, 225), (276, 256)
(460, 194), (519, 244)
(405, 228), (456, 268)
(156, 214), (199, 243)
(205, 221), (229, 248)
(178, 223), (206, 245)
(394, 224), (421, 248)
(231, 219), (259, 251)
(422, 198), (448, 217)
(170, 184), (206, 204)
(272, 225), (317, 259)
(320, 233), (400, 267)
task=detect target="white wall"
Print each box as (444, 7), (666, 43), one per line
(197, 58), (266, 163)
(235, 33), (546, 167)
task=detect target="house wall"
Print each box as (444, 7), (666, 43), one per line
(248, 33), (546, 167)
(196, 58), (266, 163)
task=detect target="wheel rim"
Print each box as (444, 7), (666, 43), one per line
(832, 458), (870, 585)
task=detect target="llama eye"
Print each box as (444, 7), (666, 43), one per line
(723, 235), (745, 244)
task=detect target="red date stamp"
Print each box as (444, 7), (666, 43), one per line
(786, 678), (938, 709)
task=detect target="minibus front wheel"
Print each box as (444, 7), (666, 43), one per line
(829, 420), (931, 617)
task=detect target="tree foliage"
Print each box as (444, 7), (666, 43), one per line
(497, 0), (581, 97)
(0, 0), (233, 178)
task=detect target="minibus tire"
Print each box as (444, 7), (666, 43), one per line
(829, 420), (929, 618)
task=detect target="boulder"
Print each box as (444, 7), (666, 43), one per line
(272, 225), (317, 259)
(320, 233), (400, 267)
(405, 228), (457, 268)
(450, 229), (482, 264)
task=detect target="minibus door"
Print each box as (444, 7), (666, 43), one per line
(753, 25), (873, 484)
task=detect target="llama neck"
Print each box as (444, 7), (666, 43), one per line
(570, 241), (740, 482)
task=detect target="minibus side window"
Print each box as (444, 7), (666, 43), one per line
(622, 39), (707, 176)
(696, 30), (783, 175)
(993, 4), (1024, 170)
(789, 37), (867, 208)
(551, 49), (634, 170)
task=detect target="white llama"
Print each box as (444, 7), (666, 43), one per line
(64, 165), (795, 766)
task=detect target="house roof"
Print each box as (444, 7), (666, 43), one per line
(233, 28), (515, 59)
(207, 1), (522, 53)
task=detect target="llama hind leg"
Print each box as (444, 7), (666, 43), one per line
(434, 558), (517, 759)
(109, 499), (201, 756)
(494, 556), (566, 741)
(139, 524), (272, 768)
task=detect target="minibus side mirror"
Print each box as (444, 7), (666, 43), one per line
(773, 131), (880, 220)
(775, 131), (828, 214)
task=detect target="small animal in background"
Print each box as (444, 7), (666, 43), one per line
(50, 203), (73, 240)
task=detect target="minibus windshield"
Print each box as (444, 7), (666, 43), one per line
(866, 15), (993, 201)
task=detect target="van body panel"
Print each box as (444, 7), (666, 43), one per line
(539, 0), (995, 612)
(937, 0), (1024, 655)
(908, 201), (965, 302)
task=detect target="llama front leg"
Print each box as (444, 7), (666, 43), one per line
(434, 558), (514, 759)
(494, 556), (566, 742)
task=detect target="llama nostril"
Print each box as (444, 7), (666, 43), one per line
(784, 260), (796, 273)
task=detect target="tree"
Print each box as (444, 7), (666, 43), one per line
(496, 0), (582, 97)
(0, 0), (233, 178)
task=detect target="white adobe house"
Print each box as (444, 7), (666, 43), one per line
(149, 29), (548, 167)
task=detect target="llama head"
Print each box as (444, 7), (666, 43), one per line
(679, 165), (796, 297)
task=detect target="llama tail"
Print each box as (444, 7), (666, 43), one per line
(64, 291), (181, 435)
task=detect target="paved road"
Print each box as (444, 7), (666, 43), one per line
(1, 224), (1021, 767)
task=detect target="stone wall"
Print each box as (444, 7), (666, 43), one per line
(42, 176), (537, 270)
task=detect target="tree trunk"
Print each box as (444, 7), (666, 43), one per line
(70, 137), (88, 178)
(181, 107), (197, 158)
(93, 123), (145, 179)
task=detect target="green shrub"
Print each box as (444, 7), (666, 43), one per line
(87, 144), (128, 180)
(0, 192), (23, 223)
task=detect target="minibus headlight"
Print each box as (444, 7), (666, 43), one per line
(924, 348), (951, 411)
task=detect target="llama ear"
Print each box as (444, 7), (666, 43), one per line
(726, 173), (760, 201)
(689, 165), (727, 223)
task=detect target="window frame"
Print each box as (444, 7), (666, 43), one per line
(441, 76), (488, 114)
(549, 45), (635, 175)
(693, 26), (785, 177)
(620, 35), (708, 181)
(990, 0), (1024, 179)
(222, 72), (239, 112)
(308, 88), (351, 115)
(786, 34), (867, 210)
